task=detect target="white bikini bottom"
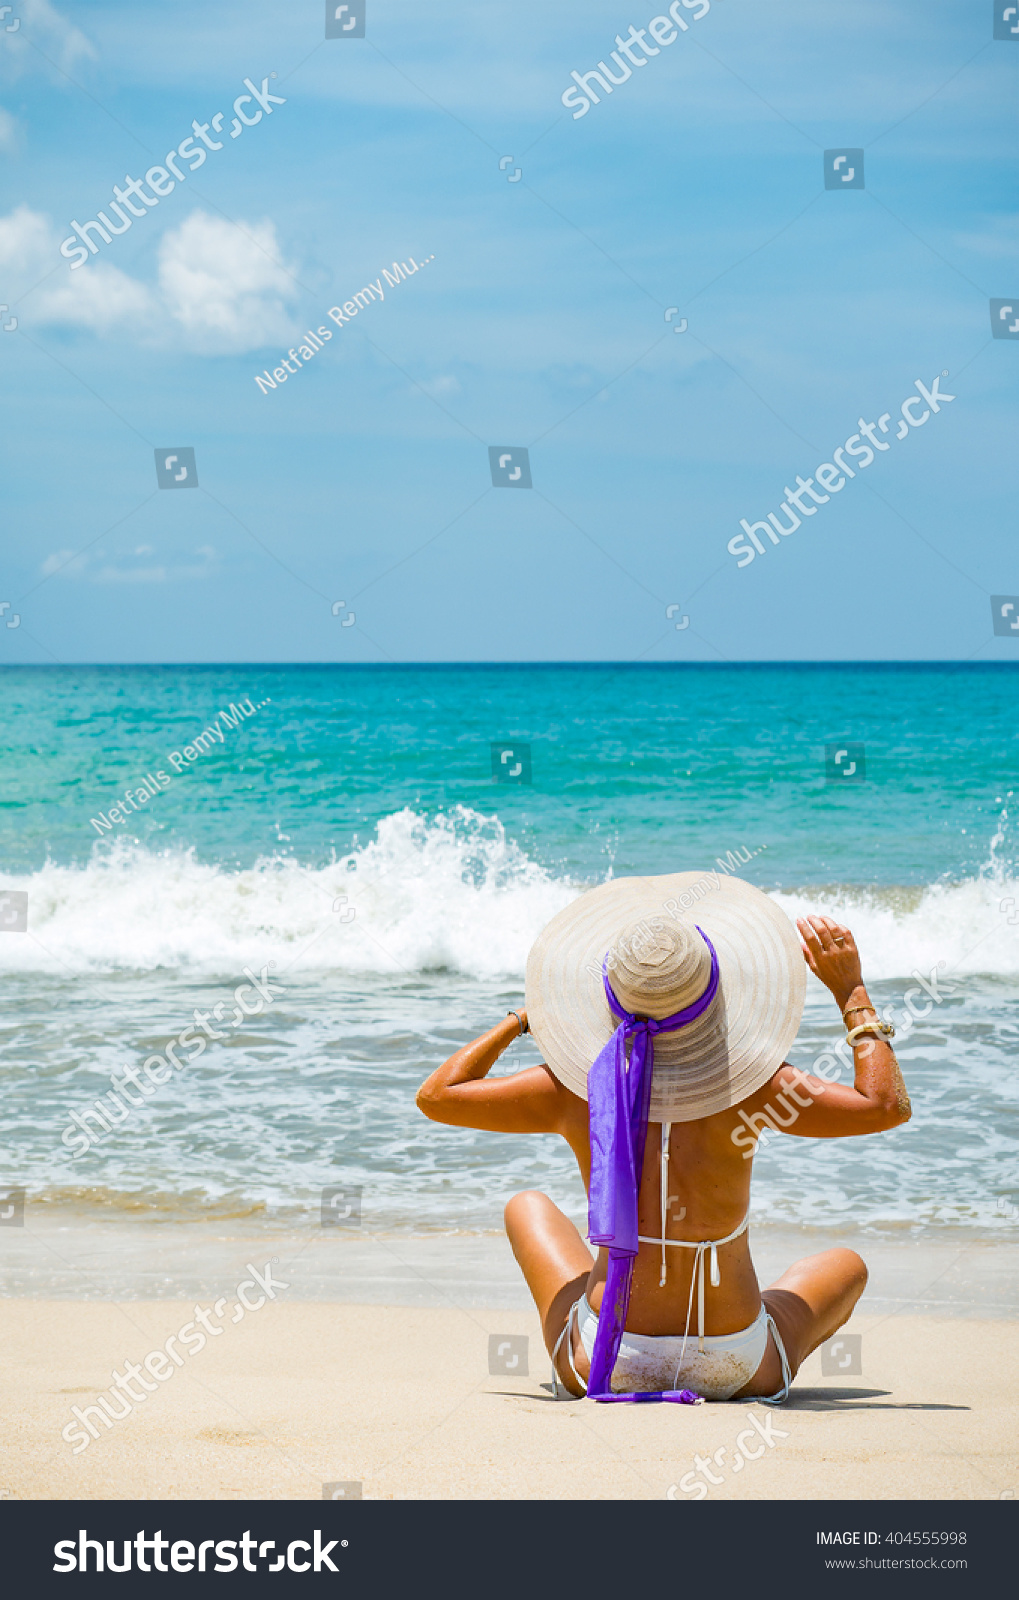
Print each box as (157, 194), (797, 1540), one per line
(572, 1295), (788, 1402)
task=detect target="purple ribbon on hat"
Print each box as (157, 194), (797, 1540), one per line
(585, 926), (719, 1404)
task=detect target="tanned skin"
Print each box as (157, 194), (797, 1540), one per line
(417, 916), (909, 1398)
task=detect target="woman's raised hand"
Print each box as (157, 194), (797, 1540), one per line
(797, 914), (864, 1009)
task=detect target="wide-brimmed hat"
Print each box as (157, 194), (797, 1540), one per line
(524, 872), (805, 1122)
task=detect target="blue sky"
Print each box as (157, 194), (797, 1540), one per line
(0, 0), (1016, 663)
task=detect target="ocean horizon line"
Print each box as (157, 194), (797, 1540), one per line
(2, 660), (1017, 672)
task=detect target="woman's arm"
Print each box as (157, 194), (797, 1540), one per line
(746, 915), (911, 1138)
(416, 1010), (576, 1134)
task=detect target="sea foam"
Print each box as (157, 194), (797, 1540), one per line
(0, 804), (1015, 981)
(0, 806), (576, 979)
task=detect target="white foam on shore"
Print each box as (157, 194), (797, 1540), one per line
(0, 806), (577, 978)
(771, 876), (1018, 983)
(1, 804), (1016, 980)
(772, 798), (1019, 982)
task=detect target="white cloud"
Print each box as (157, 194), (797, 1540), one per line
(0, 202), (49, 271)
(39, 256), (155, 334)
(0, 105), (20, 150)
(0, 0), (97, 82)
(417, 374), (461, 397)
(41, 548), (85, 578)
(953, 216), (1019, 261)
(156, 211), (300, 353)
(41, 544), (220, 584)
(0, 205), (301, 351)
(0, 202), (154, 332)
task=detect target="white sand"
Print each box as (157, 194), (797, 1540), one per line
(3, 1296), (1016, 1501)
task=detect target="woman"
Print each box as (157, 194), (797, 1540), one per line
(417, 873), (910, 1402)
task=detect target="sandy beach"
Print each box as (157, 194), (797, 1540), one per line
(3, 1229), (1016, 1502)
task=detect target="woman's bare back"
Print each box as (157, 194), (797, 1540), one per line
(418, 914), (909, 1398)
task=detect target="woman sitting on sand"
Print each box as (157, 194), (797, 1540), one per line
(417, 874), (910, 1402)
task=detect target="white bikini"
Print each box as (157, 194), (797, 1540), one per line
(553, 1124), (792, 1402)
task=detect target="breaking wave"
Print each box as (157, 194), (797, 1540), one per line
(0, 804), (1016, 980)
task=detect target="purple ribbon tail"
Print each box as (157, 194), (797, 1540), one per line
(593, 1389), (703, 1405)
(583, 932), (719, 1403)
(586, 1252), (633, 1398)
(586, 1020), (654, 1398)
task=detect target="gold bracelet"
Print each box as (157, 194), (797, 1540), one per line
(846, 1019), (895, 1045)
(843, 1003), (877, 1022)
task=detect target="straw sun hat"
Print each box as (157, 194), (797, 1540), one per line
(525, 873), (806, 1123)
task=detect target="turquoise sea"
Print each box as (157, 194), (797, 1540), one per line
(1, 663), (1017, 1251)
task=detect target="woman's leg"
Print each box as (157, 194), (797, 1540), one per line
(736, 1247), (868, 1399)
(503, 1190), (593, 1397)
